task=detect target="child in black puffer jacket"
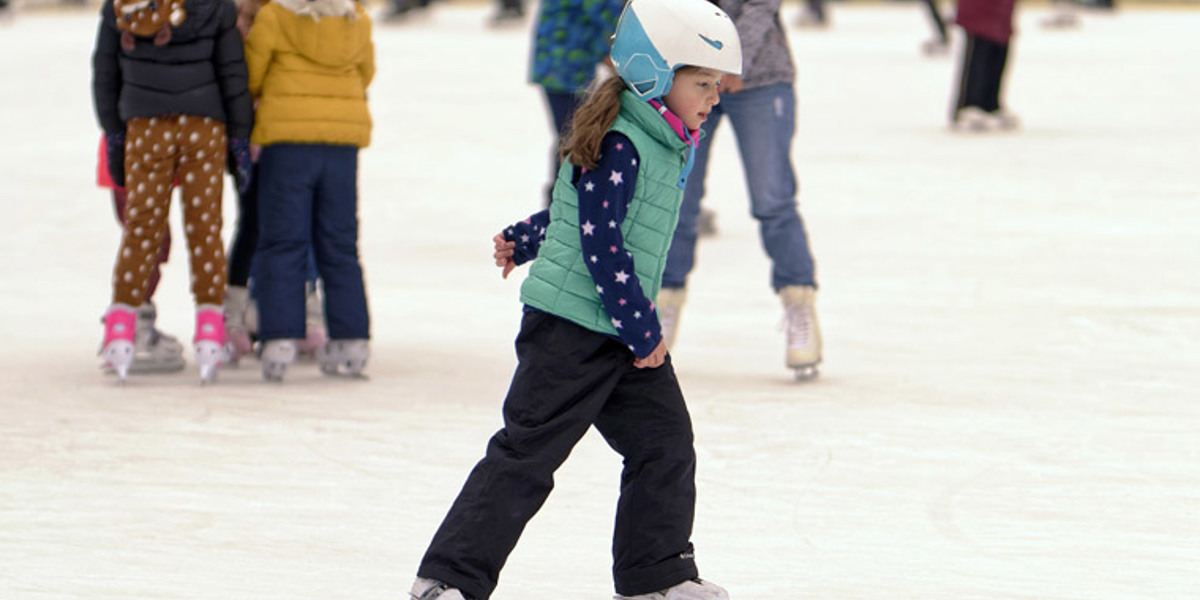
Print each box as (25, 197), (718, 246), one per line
(92, 0), (253, 383)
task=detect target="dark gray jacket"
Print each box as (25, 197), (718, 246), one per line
(91, 0), (253, 139)
(718, 0), (795, 90)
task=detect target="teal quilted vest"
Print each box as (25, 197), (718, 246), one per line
(519, 91), (692, 337)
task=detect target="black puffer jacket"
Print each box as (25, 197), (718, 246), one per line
(91, 0), (253, 139)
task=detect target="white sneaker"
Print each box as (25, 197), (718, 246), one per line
(410, 577), (468, 600)
(260, 339), (297, 382)
(318, 339), (369, 377)
(779, 285), (822, 377)
(616, 578), (730, 600)
(655, 287), (687, 350)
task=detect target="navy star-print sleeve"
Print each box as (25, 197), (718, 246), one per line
(577, 131), (663, 359)
(502, 210), (551, 266)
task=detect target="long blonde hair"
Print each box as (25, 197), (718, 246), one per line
(559, 75), (628, 171)
(560, 66), (706, 170)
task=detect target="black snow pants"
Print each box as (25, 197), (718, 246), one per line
(417, 311), (700, 600)
(954, 32), (1011, 116)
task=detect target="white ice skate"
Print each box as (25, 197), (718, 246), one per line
(100, 303), (138, 381)
(656, 287), (687, 350)
(318, 339), (369, 377)
(193, 305), (228, 384)
(129, 302), (185, 373)
(223, 286), (255, 366)
(295, 281), (328, 358)
(261, 339), (298, 382)
(780, 285), (822, 381)
(615, 578), (730, 600)
(410, 577), (468, 600)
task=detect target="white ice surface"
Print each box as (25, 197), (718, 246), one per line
(1, 4), (1198, 599)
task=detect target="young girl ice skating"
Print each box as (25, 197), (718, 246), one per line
(409, 1), (741, 598)
(93, 0), (254, 382)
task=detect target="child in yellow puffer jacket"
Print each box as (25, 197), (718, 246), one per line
(243, 0), (375, 382)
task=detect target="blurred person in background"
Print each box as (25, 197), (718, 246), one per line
(528, 0), (625, 207)
(659, 0), (823, 381)
(950, 0), (1019, 132)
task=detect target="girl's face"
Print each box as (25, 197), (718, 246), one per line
(663, 67), (724, 131)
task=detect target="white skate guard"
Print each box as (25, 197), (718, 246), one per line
(261, 339), (298, 382)
(780, 285), (822, 381)
(615, 578), (730, 600)
(100, 304), (138, 381)
(318, 339), (369, 377)
(193, 305), (228, 384)
(410, 577), (468, 600)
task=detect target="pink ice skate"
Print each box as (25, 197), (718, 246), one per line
(101, 304), (138, 381)
(194, 305), (227, 384)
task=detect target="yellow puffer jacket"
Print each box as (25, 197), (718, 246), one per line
(245, 0), (375, 147)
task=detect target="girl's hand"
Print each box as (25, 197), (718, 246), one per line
(633, 340), (667, 369)
(493, 233), (517, 279)
(249, 143), (262, 163)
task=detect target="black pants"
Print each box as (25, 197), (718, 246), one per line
(418, 312), (700, 600)
(226, 163), (260, 287)
(954, 32), (1010, 117)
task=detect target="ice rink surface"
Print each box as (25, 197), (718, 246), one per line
(1, 3), (1198, 599)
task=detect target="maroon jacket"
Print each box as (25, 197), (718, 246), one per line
(955, 0), (1016, 44)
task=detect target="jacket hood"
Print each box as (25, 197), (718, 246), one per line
(271, 0), (370, 67)
(275, 0), (357, 19)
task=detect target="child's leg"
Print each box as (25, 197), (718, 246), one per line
(417, 313), (629, 600)
(112, 186), (172, 300)
(172, 116), (227, 307)
(311, 146), (368, 341)
(255, 144), (315, 342)
(111, 118), (178, 306)
(595, 358), (700, 597)
(226, 162), (259, 289)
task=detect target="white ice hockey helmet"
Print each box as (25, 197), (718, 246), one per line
(610, 0), (743, 100)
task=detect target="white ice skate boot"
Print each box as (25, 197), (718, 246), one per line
(410, 577), (468, 600)
(953, 106), (993, 133)
(295, 281), (328, 357)
(656, 287), (687, 350)
(223, 286), (254, 366)
(129, 302), (185, 374)
(100, 303), (138, 381)
(780, 285), (822, 381)
(615, 578), (730, 600)
(193, 305), (228, 384)
(260, 339), (298, 382)
(318, 339), (369, 377)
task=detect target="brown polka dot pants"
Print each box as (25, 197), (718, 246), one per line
(112, 115), (227, 307)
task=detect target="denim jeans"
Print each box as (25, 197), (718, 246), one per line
(662, 82), (817, 292)
(255, 144), (370, 341)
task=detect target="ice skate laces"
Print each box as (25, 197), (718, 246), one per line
(781, 302), (813, 349)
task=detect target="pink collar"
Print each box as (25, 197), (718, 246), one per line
(648, 99), (699, 146)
